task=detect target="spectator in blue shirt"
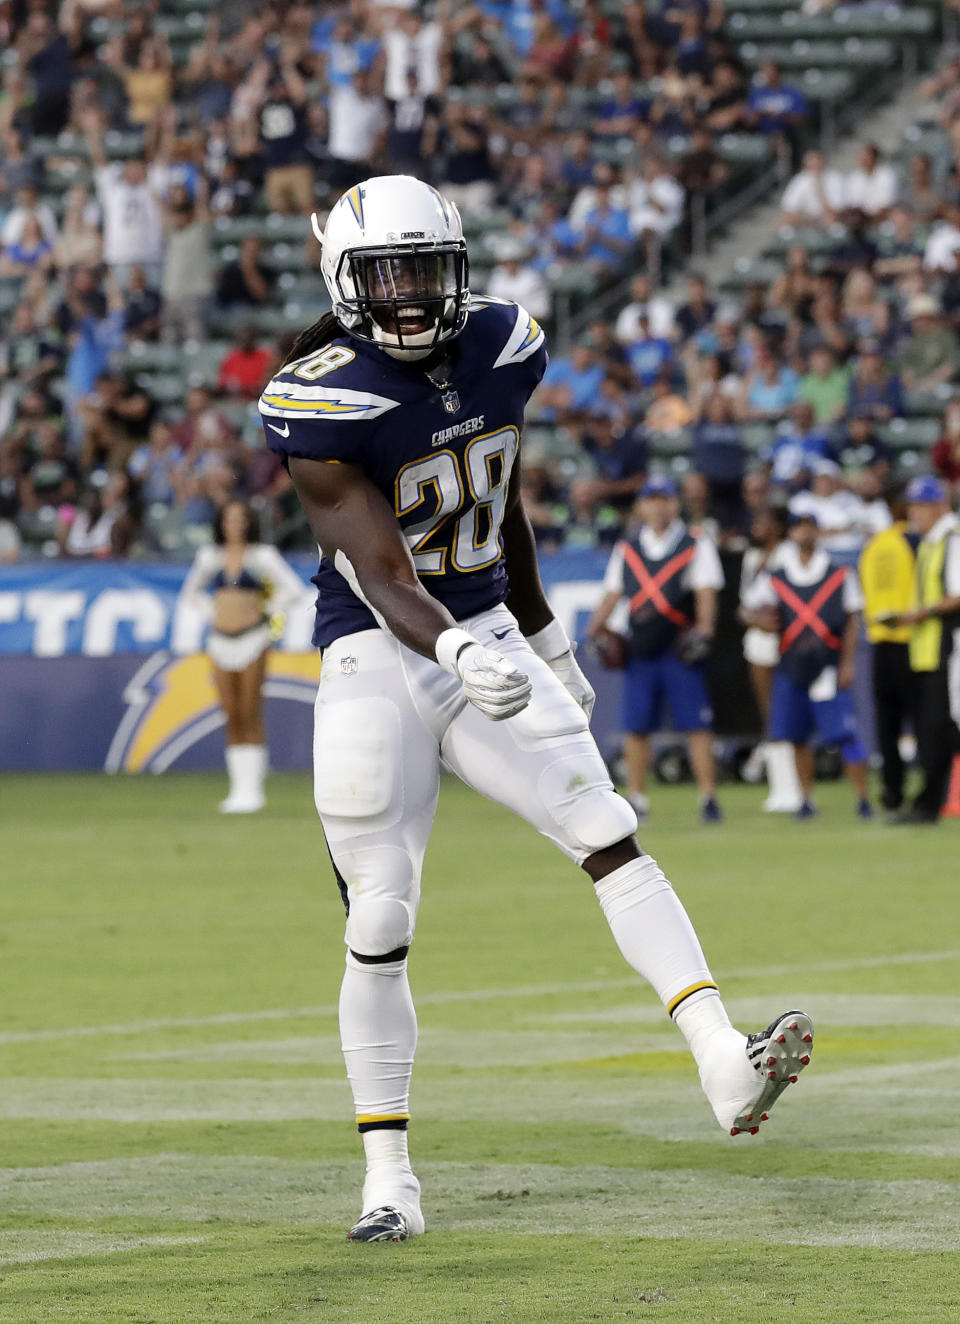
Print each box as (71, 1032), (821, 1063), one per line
(580, 182), (633, 272)
(691, 392), (748, 528)
(626, 313), (674, 387)
(592, 72), (650, 141)
(559, 131), (597, 194)
(538, 342), (606, 418)
(531, 199), (583, 271)
(746, 62), (807, 165)
(765, 401), (836, 489)
(572, 412), (649, 523)
(847, 341), (905, 420)
(745, 345), (799, 421)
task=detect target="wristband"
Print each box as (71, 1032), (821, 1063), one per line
(435, 627), (479, 675)
(526, 617), (571, 662)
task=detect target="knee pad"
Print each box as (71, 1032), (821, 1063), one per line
(314, 696), (401, 821)
(338, 844), (418, 956)
(539, 753), (638, 854)
(565, 785), (639, 853)
(346, 897), (414, 957)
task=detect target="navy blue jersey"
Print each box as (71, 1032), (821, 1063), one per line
(258, 297), (547, 647)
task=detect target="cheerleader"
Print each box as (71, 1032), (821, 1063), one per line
(738, 504), (803, 811)
(181, 499), (307, 812)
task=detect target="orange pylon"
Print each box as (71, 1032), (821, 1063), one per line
(942, 755), (960, 819)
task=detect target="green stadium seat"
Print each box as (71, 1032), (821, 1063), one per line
(730, 9), (935, 41)
(880, 417), (941, 450)
(736, 39), (897, 70)
(743, 423), (775, 452)
(764, 225), (845, 259)
(904, 389), (956, 418)
(135, 373), (186, 403)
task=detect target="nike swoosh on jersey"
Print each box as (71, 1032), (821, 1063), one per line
(492, 628), (512, 640)
(268, 420), (291, 437)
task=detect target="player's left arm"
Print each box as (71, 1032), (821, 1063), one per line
(501, 449), (595, 716)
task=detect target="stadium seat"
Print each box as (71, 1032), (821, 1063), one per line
(879, 418), (942, 450)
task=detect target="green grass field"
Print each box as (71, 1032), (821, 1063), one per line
(2, 771), (959, 1323)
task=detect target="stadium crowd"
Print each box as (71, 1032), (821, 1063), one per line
(0, 2), (952, 567)
(0, 0), (822, 561)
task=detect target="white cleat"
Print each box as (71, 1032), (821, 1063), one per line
(218, 794), (265, 814)
(731, 1010), (814, 1136)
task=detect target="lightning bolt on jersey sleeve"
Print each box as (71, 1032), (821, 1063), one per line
(257, 301), (548, 648)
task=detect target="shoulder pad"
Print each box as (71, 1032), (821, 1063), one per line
(468, 297), (546, 370)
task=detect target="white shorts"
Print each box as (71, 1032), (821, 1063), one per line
(207, 623), (272, 672)
(743, 626), (780, 669)
(314, 604), (637, 952)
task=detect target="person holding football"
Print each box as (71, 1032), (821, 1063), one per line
(258, 176), (812, 1243)
(588, 477), (725, 823)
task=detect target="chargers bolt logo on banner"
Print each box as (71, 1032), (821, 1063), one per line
(105, 651), (322, 773)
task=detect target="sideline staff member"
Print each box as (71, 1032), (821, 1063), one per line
(589, 476), (724, 824)
(890, 477), (960, 824)
(859, 495), (917, 813)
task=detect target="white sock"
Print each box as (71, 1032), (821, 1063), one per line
(225, 744), (243, 798)
(339, 952), (417, 1123)
(593, 856), (758, 1130)
(593, 856), (716, 1014)
(763, 741), (803, 811)
(340, 953), (422, 1227)
(249, 744), (266, 798)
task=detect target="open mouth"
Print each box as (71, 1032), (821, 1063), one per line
(382, 306), (435, 337)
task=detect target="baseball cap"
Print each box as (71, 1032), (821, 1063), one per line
(640, 476), (678, 498)
(907, 293), (939, 319)
(905, 475), (946, 504)
(811, 458), (841, 477)
(788, 508), (819, 527)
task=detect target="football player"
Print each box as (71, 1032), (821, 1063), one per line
(259, 176), (814, 1242)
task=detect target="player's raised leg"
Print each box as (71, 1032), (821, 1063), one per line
(314, 630), (441, 1241)
(440, 607), (813, 1135)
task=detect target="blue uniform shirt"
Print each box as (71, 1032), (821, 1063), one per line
(259, 297), (547, 648)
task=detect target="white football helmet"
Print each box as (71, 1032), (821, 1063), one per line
(312, 176), (470, 361)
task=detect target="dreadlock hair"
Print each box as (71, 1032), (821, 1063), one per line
(274, 311), (343, 373)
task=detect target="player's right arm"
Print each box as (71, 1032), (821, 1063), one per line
(287, 456), (531, 720)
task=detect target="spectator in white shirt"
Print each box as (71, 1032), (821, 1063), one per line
(789, 459), (878, 553)
(383, 10), (444, 100)
(627, 156), (685, 240)
(85, 121), (164, 286)
(614, 272), (675, 343)
(485, 241), (550, 322)
(843, 144), (897, 219)
(924, 206), (960, 273)
(778, 150), (845, 228)
(0, 184), (58, 248)
(327, 70), (388, 182)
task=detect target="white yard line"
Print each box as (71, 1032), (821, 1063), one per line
(2, 948), (958, 1046)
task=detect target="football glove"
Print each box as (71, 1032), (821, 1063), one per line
(436, 629), (532, 721)
(527, 619), (596, 720)
(675, 628), (713, 667)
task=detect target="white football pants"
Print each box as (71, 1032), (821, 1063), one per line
(313, 604), (638, 956)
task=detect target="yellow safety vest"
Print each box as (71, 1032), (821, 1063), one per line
(909, 536), (948, 672)
(859, 523), (914, 645)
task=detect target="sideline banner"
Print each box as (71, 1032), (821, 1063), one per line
(0, 552), (611, 772)
(0, 551), (873, 772)
(0, 552), (609, 658)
